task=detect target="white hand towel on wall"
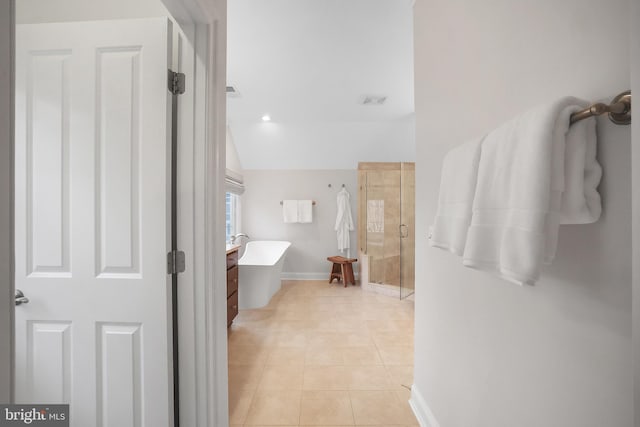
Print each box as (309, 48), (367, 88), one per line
(429, 138), (483, 255)
(283, 200), (298, 223)
(461, 97), (601, 285)
(335, 188), (354, 254)
(298, 200), (314, 223)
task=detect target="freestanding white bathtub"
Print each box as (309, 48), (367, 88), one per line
(238, 240), (291, 309)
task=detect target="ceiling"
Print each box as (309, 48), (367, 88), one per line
(227, 0), (415, 169)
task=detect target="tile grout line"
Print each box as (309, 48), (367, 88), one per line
(348, 388), (357, 426)
(297, 384), (302, 427)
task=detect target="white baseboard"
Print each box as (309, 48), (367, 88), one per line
(281, 272), (360, 281)
(409, 385), (441, 427)
(281, 272), (327, 280)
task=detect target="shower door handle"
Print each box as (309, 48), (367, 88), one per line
(399, 224), (409, 238)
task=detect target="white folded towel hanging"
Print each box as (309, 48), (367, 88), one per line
(459, 97), (601, 285)
(283, 200), (298, 223)
(429, 138), (483, 255)
(298, 200), (314, 223)
(560, 115), (602, 224)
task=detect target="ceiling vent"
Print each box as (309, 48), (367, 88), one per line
(226, 86), (241, 98)
(360, 95), (387, 105)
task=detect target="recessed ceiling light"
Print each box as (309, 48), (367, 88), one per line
(262, 115), (271, 122)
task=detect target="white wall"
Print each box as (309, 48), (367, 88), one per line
(413, 1), (632, 427)
(232, 119), (415, 169)
(0, 0), (14, 404)
(241, 170), (358, 278)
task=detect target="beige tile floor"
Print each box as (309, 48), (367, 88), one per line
(228, 280), (417, 426)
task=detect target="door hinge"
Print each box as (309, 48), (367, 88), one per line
(167, 250), (186, 274)
(168, 70), (186, 95)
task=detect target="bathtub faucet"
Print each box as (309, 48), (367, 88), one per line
(230, 233), (250, 244)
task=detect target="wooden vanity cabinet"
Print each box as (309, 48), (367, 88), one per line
(227, 248), (239, 326)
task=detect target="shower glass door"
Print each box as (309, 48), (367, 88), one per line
(360, 162), (415, 300)
(365, 168), (401, 290)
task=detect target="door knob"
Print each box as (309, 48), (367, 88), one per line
(15, 289), (29, 306)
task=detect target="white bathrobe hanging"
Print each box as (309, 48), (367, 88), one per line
(335, 188), (354, 255)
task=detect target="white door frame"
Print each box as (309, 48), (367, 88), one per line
(145, 0), (230, 425)
(0, 0), (229, 425)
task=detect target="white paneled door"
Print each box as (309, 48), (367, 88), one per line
(14, 19), (173, 427)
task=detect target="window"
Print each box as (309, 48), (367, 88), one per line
(225, 192), (241, 242)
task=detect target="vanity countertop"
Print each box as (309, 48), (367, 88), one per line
(226, 244), (241, 255)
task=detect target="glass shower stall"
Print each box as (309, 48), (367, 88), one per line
(357, 162), (415, 299)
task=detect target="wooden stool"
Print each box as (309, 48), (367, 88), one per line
(327, 256), (358, 287)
